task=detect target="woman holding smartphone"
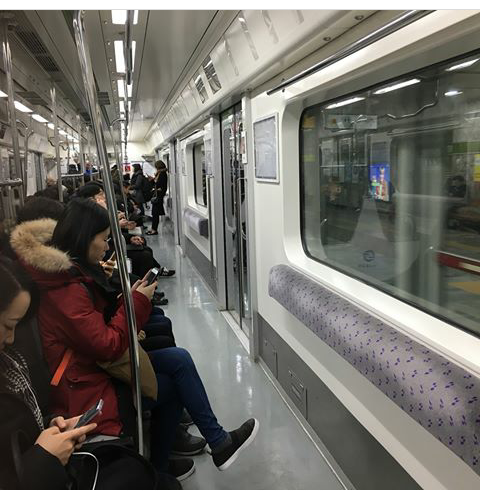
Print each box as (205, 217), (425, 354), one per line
(10, 198), (259, 481)
(0, 257), (167, 489)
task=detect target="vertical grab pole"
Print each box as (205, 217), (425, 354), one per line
(1, 14), (24, 207)
(110, 119), (129, 219)
(77, 115), (86, 186)
(72, 10), (144, 455)
(50, 86), (63, 202)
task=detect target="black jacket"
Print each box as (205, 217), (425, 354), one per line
(0, 392), (69, 489)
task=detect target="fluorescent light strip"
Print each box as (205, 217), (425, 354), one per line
(47, 123), (55, 130)
(119, 100), (125, 113)
(114, 40), (125, 73)
(445, 90), (463, 97)
(14, 101), (33, 113)
(373, 78), (420, 95)
(117, 80), (125, 98)
(111, 10), (138, 25)
(446, 58), (479, 72)
(32, 114), (48, 123)
(325, 96), (365, 109)
(0, 90), (6, 98)
(59, 129), (67, 136)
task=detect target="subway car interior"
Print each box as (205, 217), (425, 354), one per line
(0, 7), (480, 490)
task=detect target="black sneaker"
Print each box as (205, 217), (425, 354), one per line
(212, 418), (259, 471)
(167, 458), (195, 481)
(159, 266), (176, 277)
(152, 293), (168, 306)
(171, 424), (206, 456)
(180, 408), (194, 427)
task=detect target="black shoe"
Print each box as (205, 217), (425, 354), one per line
(156, 291), (165, 298)
(152, 293), (168, 306)
(212, 418), (259, 471)
(180, 408), (194, 427)
(159, 266), (176, 277)
(155, 472), (182, 490)
(167, 458), (195, 481)
(171, 424), (206, 456)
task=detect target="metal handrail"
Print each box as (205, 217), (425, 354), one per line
(50, 86), (63, 202)
(267, 10), (433, 95)
(72, 10), (144, 455)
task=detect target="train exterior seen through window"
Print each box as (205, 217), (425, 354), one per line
(0, 8), (479, 490)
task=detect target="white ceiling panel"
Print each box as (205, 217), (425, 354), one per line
(129, 10), (217, 140)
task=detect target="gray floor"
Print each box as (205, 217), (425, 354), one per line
(146, 219), (343, 490)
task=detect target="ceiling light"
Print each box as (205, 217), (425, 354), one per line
(128, 84), (132, 97)
(119, 101), (125, 113)
(14, 101), (33, 113)
(325, 96), (365, 109)
(114, 40), (125, 73)
(131, 41), (136, 70)
(0, 90), (7, 98)
(47, 123), (55, 130)
(446, 58), (479, 72)
(117, 80), (125, 98)
(59, 129), (67, 136)
(111, 10), (138, 25)
(445, 90), (463, 97)
(373, 78), (420, 95)
(32, 114), (48, 123)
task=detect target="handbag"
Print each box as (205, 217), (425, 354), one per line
(97, 346), (158, 401)
(52, 345), (158, 401)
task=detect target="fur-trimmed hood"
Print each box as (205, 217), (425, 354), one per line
(10, 218), (73, 273)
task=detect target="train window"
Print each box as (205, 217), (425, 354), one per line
(202, 56), (222, 94)
(193, 142), (207, 207)
(300, 51), (480, 336)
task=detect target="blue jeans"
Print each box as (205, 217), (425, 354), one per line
(144, 347), (228, 471)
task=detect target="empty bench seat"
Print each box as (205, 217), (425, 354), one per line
(268, 264), (480, 476)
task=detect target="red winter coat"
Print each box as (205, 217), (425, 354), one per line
(10, 219), (151, 436)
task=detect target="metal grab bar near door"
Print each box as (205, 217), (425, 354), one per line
(235, 176), (247, 323)
(72, 10), (144, 455)
(206, 175), (215, 279)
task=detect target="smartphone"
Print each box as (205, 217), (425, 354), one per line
(75, 399), (103, 428)
(145, 267), (159, 285)
(108, 251), (117, 263)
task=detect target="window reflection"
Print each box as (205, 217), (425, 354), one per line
(193, 142), (207, 207)
(300, 52), (480, 335)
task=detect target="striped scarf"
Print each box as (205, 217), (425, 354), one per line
(0, 346), (44, 430)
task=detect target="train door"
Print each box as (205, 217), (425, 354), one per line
(220, 103), (251, 335)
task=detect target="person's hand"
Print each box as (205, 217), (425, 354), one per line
(35, 423), (97, 465)
(100, 260), (115, 278)
(118, 212), (126, 220)
(49, 415), (90, 450)
(127, 221), (137, 230)
(134, 280), (157, 301)
(137, 330), (146, 341)
(119, 218), (128, 229)
(130, 236), (143, 245)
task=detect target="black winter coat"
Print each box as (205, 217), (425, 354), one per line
(0, 392), (69, 489)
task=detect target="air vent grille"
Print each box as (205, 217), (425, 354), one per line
(14, 28), (60, 73)
(97, 91), (111, 106)
(16, 91), (48, 106)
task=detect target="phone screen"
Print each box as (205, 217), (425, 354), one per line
(145, 268), (159, 285)
(75, 399), (103, 428)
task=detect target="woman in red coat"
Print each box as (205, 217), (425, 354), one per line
(10, 198), (258, 479)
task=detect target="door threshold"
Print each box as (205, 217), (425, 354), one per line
(220, 311), (250, 354)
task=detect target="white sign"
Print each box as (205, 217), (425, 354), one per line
(254, 114), (279, 183)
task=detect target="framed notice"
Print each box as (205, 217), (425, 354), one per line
(254, 113), (279, 183)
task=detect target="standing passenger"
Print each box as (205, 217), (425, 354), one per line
(146, 160), (168, 236)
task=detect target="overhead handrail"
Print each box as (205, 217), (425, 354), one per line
(72, 10), (144, 455)
(266, 10), (433, 95)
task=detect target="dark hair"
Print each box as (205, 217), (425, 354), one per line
(133, 163), (142, 173)
(155, 160), (166, 171)
(52, 198), (110, 266)
(75, 183), (103, 200)
(0, 256), (38, 321)
(17, 196), (65, 224)
(34, 185), (62, 202)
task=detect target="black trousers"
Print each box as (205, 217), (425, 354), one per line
(151, 197), (165, 232)
(127, 246), (160, 279)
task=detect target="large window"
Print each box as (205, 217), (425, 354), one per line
(193, 142), (207, 206)
(300, 51), (480, 336)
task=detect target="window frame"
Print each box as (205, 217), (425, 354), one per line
(299, 47), (480, 340)
(192, 141), (207, 207)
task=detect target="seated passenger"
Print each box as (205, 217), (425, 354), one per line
(0, 256), (178, 489)
(10, 198), (259, 480)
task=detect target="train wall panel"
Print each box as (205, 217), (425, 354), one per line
(258, 313), (420, 489)
(185, 236), (216, 295)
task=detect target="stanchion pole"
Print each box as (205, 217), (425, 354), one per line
(73, 10), (144, 455)
(50, 86), (63, 202)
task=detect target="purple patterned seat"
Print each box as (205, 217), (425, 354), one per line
(269, 264), (480, 475)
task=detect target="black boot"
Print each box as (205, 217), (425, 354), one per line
(171, 424), (206, 456)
